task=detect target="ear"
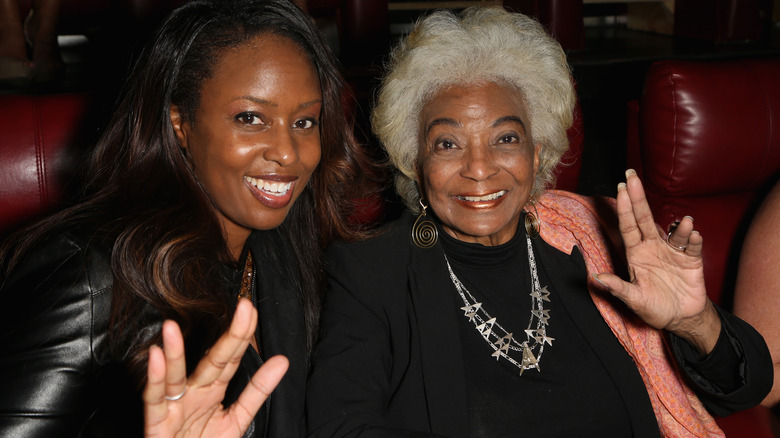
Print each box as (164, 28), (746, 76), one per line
(413, 160), (424, 189)
(170, 105), (189, 149)
(533, 142), (541, 174)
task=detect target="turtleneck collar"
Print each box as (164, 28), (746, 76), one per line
(437, 215), (527, 270)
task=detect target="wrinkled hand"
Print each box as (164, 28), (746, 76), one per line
(144, 299), (289, 438)
(595, 170), (721, 355)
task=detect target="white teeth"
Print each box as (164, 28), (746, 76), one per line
(459, 190), (506, 202)
(245, 176), (292, 195)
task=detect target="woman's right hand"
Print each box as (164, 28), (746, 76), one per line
(143, 299), (288, 438)
(594, 170), (720, 355)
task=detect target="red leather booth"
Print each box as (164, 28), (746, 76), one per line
(0, 93), (92, 237)
(627, 57), (780, 438)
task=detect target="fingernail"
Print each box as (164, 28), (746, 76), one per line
(617, 182), (626, 192)
(625, 169), (637, 178)
(683, 215), (694, 223)
(592, 274), (607, 288)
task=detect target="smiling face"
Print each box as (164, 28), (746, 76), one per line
(417, 82), (540, 246)
(172, 34), (322, 258)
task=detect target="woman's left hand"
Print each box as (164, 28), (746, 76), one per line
(143, 299), (289, 438)
(595, 169), (721, 355)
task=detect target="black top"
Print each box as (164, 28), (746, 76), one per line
(440, 226), (632, 437)
(307, 212), (773, 438)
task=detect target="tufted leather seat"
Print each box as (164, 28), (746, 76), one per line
(627, 57), (780, 438)
(0, 93), (93, 237)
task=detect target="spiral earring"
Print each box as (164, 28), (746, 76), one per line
(412, 199), (438, 248)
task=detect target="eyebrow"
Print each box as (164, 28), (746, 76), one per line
(493, 115), (526, 130)
(424, 118), (460, 138)
(236, 96), (323, 110)
(424, 115), (527, 137)
(298, 99), (323, 110)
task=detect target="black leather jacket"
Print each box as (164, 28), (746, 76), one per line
(0, 227), (307, 437)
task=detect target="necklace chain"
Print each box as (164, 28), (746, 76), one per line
(445, 233), (554, 375)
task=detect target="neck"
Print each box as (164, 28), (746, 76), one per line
(441, 222), (519, 247)
(227, 233), (250, 261)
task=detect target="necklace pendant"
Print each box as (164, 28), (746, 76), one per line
(531, 309), (551, 325)
(520, 345), (540, 375)
(534, 328), (555, 346)
(531, 285), (552, 302)
(493, 333), (513, 353)
(461, 303), (482, 322)
(476, 317), (496, 339)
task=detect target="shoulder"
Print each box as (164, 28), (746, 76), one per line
(537, 190), (615, 222)
(0, 223), (146, 436)
(746, 180), (780, 241)
(0, 222), (115, 357)
(322, 214), (416, 309)
(3, 223), (113, 296)
(536, 190), (621, 273)
(324, 213), (414, 269)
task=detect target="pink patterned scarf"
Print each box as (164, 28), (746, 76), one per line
(537, 190), (724, 437)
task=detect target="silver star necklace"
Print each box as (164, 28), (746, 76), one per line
(444, 233), (553, 375)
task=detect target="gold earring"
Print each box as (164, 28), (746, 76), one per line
(412, 199), (438, 248)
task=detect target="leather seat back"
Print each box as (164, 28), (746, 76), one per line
(626, 57), (780, 438)
(0, 93), (93, 237)
(628, 58), (780, 305)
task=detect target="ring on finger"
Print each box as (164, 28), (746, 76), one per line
(666, 231), (687, 252)
(165, 386), (187, 401)
(666, 220), (680, 235)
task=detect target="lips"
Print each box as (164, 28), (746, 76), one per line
(244, 175), (298, 209)
(455, 190), (507, 203)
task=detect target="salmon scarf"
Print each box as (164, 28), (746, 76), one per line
(537, 190), (724, 437)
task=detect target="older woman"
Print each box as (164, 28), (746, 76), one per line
(0, 0), (373, 436)
(306, 7), (772, 437)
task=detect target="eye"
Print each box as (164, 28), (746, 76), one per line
(497, 134), (519, 144)
(293, 118), (319, 129)
(434, 139), (457, 150)
(235, 112), (264, 125)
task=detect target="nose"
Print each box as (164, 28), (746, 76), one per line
(461, 144), (499, 181)
(263, 127), (299, 167)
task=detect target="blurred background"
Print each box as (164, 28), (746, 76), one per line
(1, 0), (779, 197)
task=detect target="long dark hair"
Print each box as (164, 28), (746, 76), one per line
(1, 0), (374, 379)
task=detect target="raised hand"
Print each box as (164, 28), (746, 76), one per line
(144, 299), (289, 438)
(595, 169), (721, 355)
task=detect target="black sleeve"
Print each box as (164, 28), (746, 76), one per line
(669, 305), (773, 417)
(0, 234), (109, 437)
(306, 243), (443, 438)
